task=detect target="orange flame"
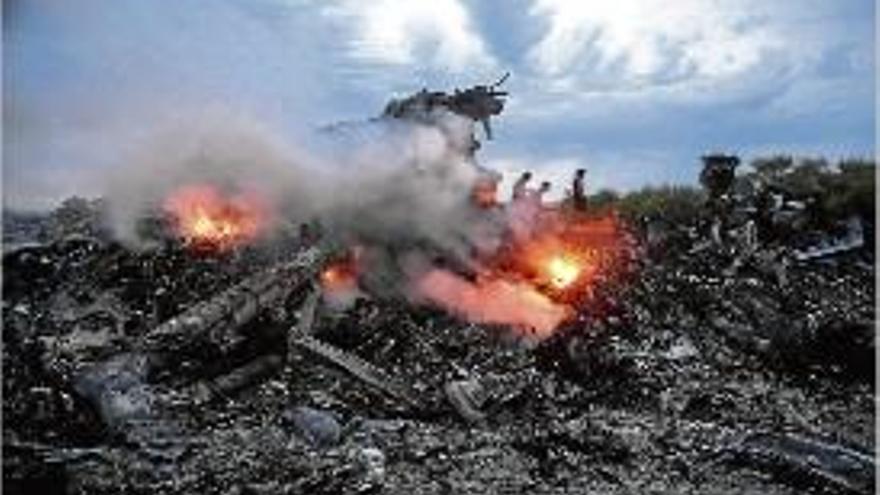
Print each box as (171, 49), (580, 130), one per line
(163, 184), (270, 251)
(546, 255), (581, 289)
(415, 207), (633, 339)
(507, 209), (626, 301)
(415, 269), (570, 339)
(319, 250), (364, 309)
(320, 256), (359, 292)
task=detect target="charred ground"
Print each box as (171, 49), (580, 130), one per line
(2, 156), (876, 494)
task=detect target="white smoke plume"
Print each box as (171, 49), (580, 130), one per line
(102, 106), (571, 335)
(103, 106), (504, 258)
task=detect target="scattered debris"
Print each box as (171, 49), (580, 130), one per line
(5, 173), (874, 495)
(720, 432), (876, 495)
(188, 354), (283, 404)
(282, 406), (342, 449)
(73, 353), (155, 433)
(355, 446), (386, 490)
(3, 91), (874, 493)
(444, 379), (488, 423)
(793, 219), (865, 261)
(141, 246), (326, 354)
(289, 331), (421, 409)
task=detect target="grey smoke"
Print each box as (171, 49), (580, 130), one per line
(103, 107), (506, 267)
(103, 107), (572, 334)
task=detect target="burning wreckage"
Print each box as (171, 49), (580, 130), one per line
(3, 78), (876, 494)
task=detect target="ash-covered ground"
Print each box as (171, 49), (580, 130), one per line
(3, 169), (875, 494)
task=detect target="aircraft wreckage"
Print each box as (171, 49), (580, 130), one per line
(3, 77), (875, 494)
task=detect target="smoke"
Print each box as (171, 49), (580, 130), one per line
(102, 105), (577, 335)
(96, 103), (589, 337)
(306, 113), (506, 262)
(103, 111), (300, 246)
(103, 106), (512, 269)
(104, 107), (495, 248)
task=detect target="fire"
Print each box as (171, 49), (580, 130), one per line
(546, 255), (581, 289)
(415, 269), (570, 339)
(320, 260), (359, 292)
(320, 250), (363, 310)
(505, 210), (627, 301)
(163, 184), (270, 251)
(414, 208), (634, 339)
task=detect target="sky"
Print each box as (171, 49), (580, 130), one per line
(3, 0), (876, 209)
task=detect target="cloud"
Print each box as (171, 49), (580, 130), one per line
(526, 0), (786, 92)
(3, 0), (872, 211)
(322, 0), (497, 72)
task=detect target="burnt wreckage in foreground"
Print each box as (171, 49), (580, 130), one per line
(3, 80), (876, 494)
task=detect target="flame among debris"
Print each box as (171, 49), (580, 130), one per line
(319, 250), (364, 310)
(498, 209), (629, 301)
(163, 184), (270, 251)
(546, 255), (581, 289)
(320, 253), (360, 293)
(415, 269), (571, 339)
(414, 208), (633, 338)
(321, 264), (357, 291)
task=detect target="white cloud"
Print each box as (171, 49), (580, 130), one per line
(323, 0), (497, 72)
(526, 0), (785, 89)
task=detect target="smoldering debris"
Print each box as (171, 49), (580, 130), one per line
(717, 432), (876, 494)
(3, 188), (875, 494)
(3, 83), (876, 494)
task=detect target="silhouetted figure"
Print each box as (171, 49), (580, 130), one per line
(536, 181), (551, 204)
(572, 169), (587, 211)
(699, 153), (741, 244)
(512, 171), (532, 200)
(699, 153), (740, 203)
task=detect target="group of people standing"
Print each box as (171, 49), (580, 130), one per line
(510, 168), (588, 211)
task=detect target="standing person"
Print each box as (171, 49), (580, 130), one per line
(512, 171), (532, 201)
(572, 169), (587, 211)
(535, 181), (551, 205)
(699, 153), (740, 244)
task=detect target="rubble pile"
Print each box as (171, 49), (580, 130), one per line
(3, 79), (875, 493)
(3, 186), (874, 494)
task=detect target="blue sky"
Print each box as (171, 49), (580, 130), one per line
(4, 0), (876, 208)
